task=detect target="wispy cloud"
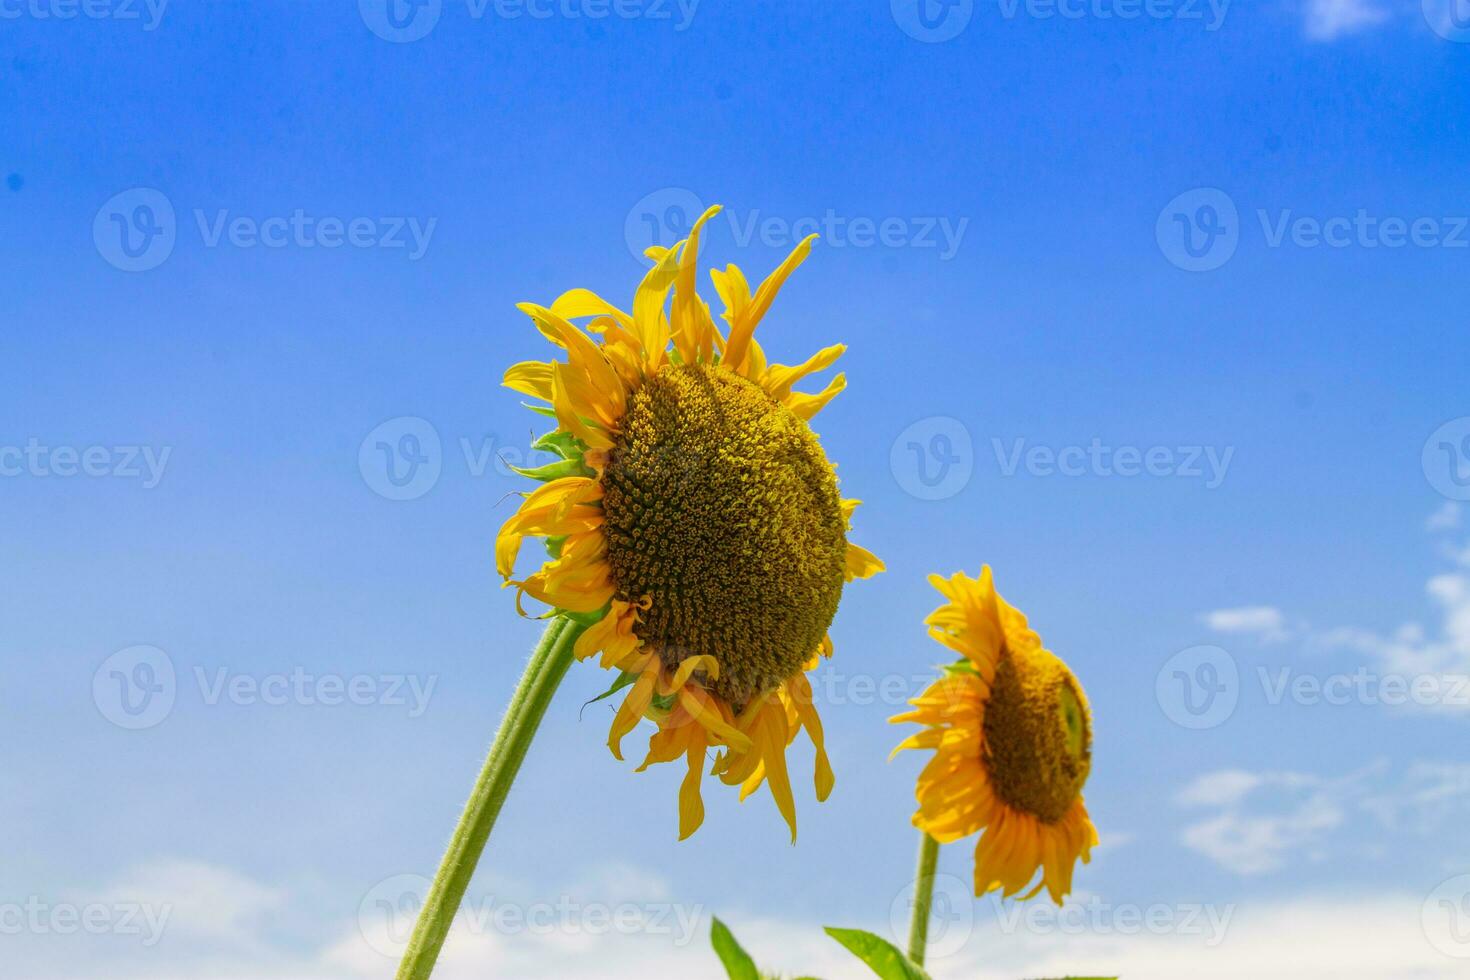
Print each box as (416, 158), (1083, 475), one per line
(1176, 769), (1363, 874)
(1200, 507), (1470, 712)
(9, 856), (1468, 979)
(1200, 606), (1292, 643)
(1427, 501), (1462, 532)
(1301, 0), (1393, 41)
(1178, 761), (1470, 875)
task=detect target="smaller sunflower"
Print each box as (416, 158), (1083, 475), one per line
(892, 567), (1097, 903)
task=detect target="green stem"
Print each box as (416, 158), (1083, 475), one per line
(395, 615), (587, 980)
(906, 831), (941, 966)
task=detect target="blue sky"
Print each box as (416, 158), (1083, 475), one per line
(5, 0), (1470, 976)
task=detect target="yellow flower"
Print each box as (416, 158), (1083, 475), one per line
(496, 206), (884, 841)
(892, 567), (1097, 903)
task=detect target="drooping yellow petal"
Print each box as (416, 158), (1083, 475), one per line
(608, 656), (658, 761)
(494, 477), (602, 577)
(755, 701), (797, 842)
(786, 673), (834, 802)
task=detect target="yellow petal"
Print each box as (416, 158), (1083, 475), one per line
(607, 657), (658, 761)
(763, 343), (845, 401)
(784, 371), (846, 421)
(723, 234), (816, 375)
(503, 360), (554, 402)
(845, 543), (886, 582)
(632, 244), (683, 372)
(550, 288), (635, 332)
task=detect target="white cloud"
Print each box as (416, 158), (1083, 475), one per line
(1301, 0), (1392, 40)
(1201, 508), (1470, 713)
(1427, 502), (1462, 532)
(1178, 761), (1470, 876)
(1177, 770), (1353, 874)
(7, 856), (1470, 979)
(1201, 606), (1291, 643)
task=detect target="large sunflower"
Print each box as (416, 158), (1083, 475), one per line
(496, 206), (883, 841)
(892, 567), (1097, 903)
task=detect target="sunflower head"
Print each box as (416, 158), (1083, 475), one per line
(495, 206), (883, 841)
(892, 566), (1097, 904)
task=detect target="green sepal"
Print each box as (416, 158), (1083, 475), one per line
(543, 536), (566, 560)
(533, 429), (586, 461)
(940, 658), (977, 677)
(522, 402), (557, 418)
(709, 917), (759, 980)
(511, 456), (594, 483)
(824, 928), (932, 980)
(581, 668), (639, 718)
(651, 691), (677, 712)
(560, 602), (612, 627)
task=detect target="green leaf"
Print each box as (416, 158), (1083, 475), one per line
(824, 927), (931, 980)
(710, 917), (760, 980)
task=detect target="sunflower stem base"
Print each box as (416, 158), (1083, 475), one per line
(906, 831), (941, 966)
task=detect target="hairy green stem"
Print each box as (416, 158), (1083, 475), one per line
(395, 616), (586, 980)
(906, 831), (941, 966)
